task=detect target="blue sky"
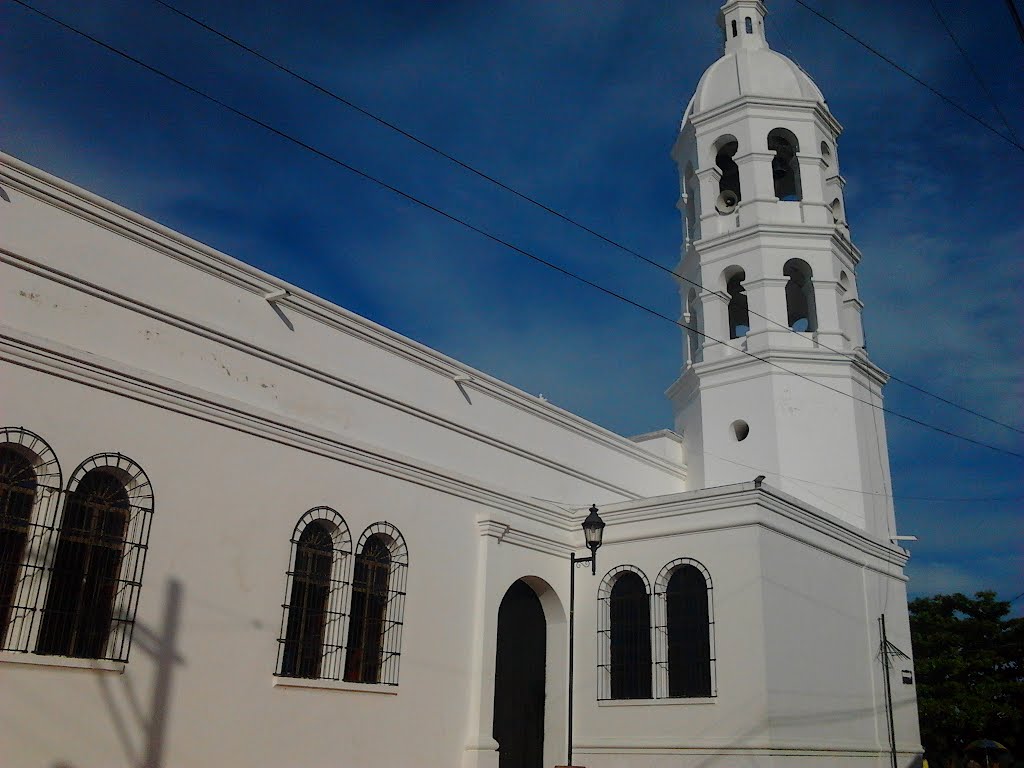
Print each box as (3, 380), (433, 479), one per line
(2, 0), (1021, 611)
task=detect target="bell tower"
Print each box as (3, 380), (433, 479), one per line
(667, 0), (894, 535)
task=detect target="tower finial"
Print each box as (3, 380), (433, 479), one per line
(718, 0), (769, 53)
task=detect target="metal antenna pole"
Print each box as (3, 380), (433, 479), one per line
(879, 615), (898, 768)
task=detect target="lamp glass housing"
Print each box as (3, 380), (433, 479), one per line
(582, 505), (605, 551)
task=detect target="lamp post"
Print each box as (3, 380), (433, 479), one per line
(562, 504), (605, 768)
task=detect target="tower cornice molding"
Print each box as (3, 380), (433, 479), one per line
(691, 222), (863, 265)
(596, 480), (909, 569)
(668, 345), (890, 392)
(831, 230), (862, 261)
(826, 172), (847, 188)
(685, 96), (843, 137)
(719, 0), (769, 16)
(850, 349), (890, 386)
(665, 367), (700, 403)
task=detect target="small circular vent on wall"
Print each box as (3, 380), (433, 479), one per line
(731, 420), (750, 441)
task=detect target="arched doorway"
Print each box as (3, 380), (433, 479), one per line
(493, 579), (546, 768)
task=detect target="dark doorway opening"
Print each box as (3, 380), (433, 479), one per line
(493, 579), (547, 768)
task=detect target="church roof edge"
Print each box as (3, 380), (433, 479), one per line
(0, 151), (687, 480)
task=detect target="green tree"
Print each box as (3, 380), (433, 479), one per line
(910, 591), (1023, 765)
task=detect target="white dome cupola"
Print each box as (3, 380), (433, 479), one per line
(686, 1), (824, 121)
(668, 2), (896, 540)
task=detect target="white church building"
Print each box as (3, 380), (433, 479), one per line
(0, 1), (922, 766)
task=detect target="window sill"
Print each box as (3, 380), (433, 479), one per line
(272, 676), (398, 695)
(0, 651), (125, 674)
(598, 696), (716, 707)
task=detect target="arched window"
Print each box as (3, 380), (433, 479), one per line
(0, 429), (60, 653)
(276, 508), (350, 680)
(783, 258), (817, 332)
(820, 141), (832, 169)
(36, 454), (153, 661)
(1, 448), (37, 644)
(344, 522), (408, 685)
(684, 163), (699, 243)
(838, 270), (861, 348)
(831, 197), (844, 225)
(656, 560), (714, 698)
(724, 268), (749, 339)
(745, 16), (753, 34)
(597, 566), (652, 700)
(731, 19), (738, 37)
(768, 128), (802, 201)
(609, 572), (652, 699)
(714, 137), (741, 205)
(685, 288), (703, 365)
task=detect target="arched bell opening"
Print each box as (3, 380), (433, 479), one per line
(831, 198), (844, 225)
(685, 288), (703, 365)
(820, 141), (833, 170)
(683, 163), (700, 242)
(783, 258), (817, 332)
(713, 136), (741, 212)
(838, 270), (861, 347)
(722, 267), (749, 339)
(768, 128), (802, 201)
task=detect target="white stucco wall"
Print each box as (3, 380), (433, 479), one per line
(0, 154), (686, 509)
(563, 486), (919, 767)
(0, 363), (482, 766)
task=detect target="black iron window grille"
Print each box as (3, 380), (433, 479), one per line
(344, 522), (407, 686)
(35, 454), (154, 663)
(1, 428), (62, 651)
(597, 565), (653, 700)
(0, 448), (35, 642)
(654, 559), (715, 698)
(275, 508), (351, 680)
(36, 471), (129, 658)
(0, 440), (154, 664)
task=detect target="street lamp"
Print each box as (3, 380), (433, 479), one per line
(579, 505), (606, 574)
(563, 504), (605, 768)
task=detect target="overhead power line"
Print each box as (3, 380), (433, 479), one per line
(8, 0), (1024, 462)
(145, 0), (1024, 437)
(1007, 0), (1024, 46)
(926, 0), (1020, 143)
(148, 0), (637, 259)
(794, 0), (1024, 153)
(701, 448), (1024, 503)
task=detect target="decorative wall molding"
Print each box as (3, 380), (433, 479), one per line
(0, 326), (575, 531)
(597, 482), (908, 575)
(0, 153), (686, 483)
